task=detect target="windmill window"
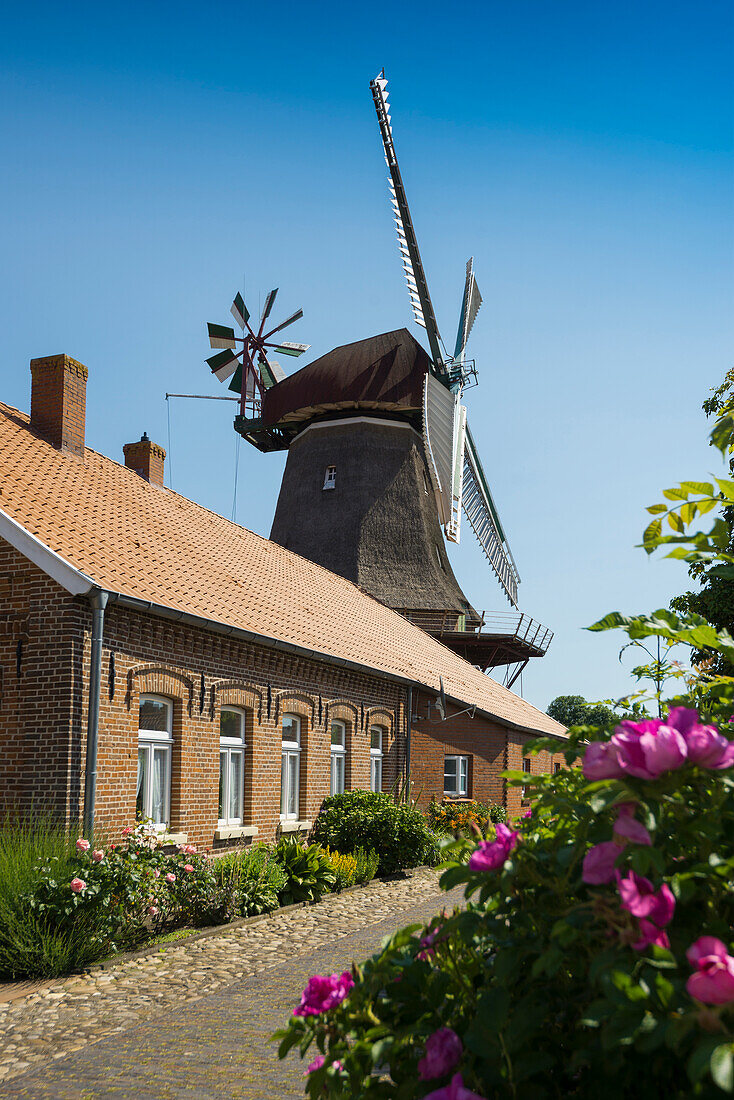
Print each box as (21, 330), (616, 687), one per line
(444, 755), (469, 797)
(323, 466), (336, 490)
(423, 468), (430, 494)
(281, 713), (301, 820)
(136, 695), (173, 830)
(219, 707), (245, 826)
(370, 726), (384, 793)
(435, 545), (446, 573)
(330, 720), (346, 796)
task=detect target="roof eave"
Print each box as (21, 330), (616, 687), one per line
(0, 506), (95, 597)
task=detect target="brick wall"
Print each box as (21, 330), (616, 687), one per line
(410, 690), (568, 817)
(0, 537), (570, 842)
(0, 538), (408, 845)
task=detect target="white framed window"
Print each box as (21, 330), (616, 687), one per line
(444, 754), (469, 797)
(370, 726), (384, 793)
(330, 720), (346, 796)
(219, 707), (246, 825)
(522, 757), (532, 799)
(554, 762), (561, 775)
(281, 713), (301, 820)
(136, 695), (173, 830)
(323, 465), (336, 490)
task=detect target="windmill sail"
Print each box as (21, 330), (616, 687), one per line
(462, 424), (520, 606)
(370, 73), (447, 382)
(422, 373), (466, 543)
(454, 258), (483, 364)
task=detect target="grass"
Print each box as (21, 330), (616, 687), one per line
(0, 815), (106, 980)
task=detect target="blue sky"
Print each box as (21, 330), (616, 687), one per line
(1, 1), (732, 710)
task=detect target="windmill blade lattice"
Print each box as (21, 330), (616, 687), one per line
(370, 72), (447, 380)
(454, 257), (483, 364)
(204, 288), (310, 417)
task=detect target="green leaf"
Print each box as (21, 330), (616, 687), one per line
(662, 487), (689, 501)
(667, 511), (684, 532)
(643, 518), (663, 548)
(711, 1045), (734, 1093)
(680, 481), (714, 495)
(646, 503), (668, 514)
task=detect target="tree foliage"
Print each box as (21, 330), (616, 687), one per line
(671, 367), (734, 675)
(546, 695), (618, 729)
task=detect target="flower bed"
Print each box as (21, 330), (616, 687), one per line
(0, 826), (380, 980)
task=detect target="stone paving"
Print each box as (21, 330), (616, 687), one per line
(0, 868), (462, 1096)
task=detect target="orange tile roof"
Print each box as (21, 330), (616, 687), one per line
(0, 401), (564, 738)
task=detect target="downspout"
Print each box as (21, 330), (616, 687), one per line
(405, 684), (412, 794)
(83, 589), (108, 836)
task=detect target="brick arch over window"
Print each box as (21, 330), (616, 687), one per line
(325, 701), (359, 727)
(126, 666), (194, 714)
(274, 692), (315, 725)
(365, 708), (396, 739)
(210, 680), (262, 722)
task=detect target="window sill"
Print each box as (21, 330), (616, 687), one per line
(159, 832), (188, 846)
(214, 825), (259, 841)
(279, 819), (312, 834)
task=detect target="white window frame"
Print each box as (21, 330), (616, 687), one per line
(522, 756), (532, 799)
(370, 726), (384, 793)
(281, 713), (301, 820)
(137, 694), (173, 831)
(323, 465), (336, 490)
(444, 754), (469, 798)
(330, 720), (346, 796)
(219, 707), (246, 826)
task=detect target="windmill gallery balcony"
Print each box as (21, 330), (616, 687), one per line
(395, 608), (554, 675)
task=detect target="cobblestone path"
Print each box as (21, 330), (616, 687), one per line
(0, 869), (464, 1098)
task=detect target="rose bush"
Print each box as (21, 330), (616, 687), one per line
(276, 709), (734, 1096)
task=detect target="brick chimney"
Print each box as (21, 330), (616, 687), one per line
(30, 354), (88, 457)
(123, 433), (166, 486)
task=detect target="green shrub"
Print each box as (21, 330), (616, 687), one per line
(311, 790), (436, 875)
(352, 846), (379, 884)
(275, 838), (336, 904)
(226, 843), (287, 916)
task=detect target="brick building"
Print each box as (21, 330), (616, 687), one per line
(0, 354), (566, 848)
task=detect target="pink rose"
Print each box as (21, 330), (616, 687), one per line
(121, 826), (133, 836)
(686, 937), (734, 1005)
(294, 972), (354, 1017)
(70, 877), (87, 894)
(582, 842), (623, 885)
(306, 1054), (343, 1075)
(611, 719), (687, 779)
(617, 871), (675, 927)
(418, 1028), (463, 1080)
(153, 868), (161, 878)
(424, 1073), (487, 1100)
(182, 844), (197, 855)
(667, 706), (734, 769)
(583, 741), (625, 780)
(76, 838), (90, 852)
(91, 849), (105, 862)
(633, 920), (671, 952)
(147, 905), (159, 917)
(165, 873), (176, 883)
(612, 811), (652, 847)
(183, 864), (194, 873)
(468, 823), (518, 872)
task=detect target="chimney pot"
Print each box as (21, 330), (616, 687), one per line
(30, 354), (88, 457)
(123, 434), (166, 486)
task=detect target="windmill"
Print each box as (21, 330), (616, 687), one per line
(219, 73), (552, 683)
(205, 288), (309, 418)
(370, 71), (519, 605)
